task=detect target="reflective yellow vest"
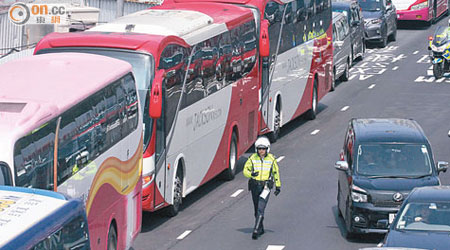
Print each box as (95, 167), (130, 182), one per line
(243, 153), (281, 188)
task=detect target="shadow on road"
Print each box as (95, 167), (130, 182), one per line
(331, 205), (385, 244)
(141, 156), (248, 233)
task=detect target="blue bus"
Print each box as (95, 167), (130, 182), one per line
(0, 185), (90, 250)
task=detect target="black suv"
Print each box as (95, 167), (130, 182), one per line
(335, 118), (448, 237)
(358, 0), (397, 47)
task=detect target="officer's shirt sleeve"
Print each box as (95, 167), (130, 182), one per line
(243, 154), (254, 178)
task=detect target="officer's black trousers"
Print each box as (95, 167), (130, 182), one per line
(250, 180), (270, 232)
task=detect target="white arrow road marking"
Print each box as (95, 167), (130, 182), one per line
(276, 156), (285, 162)
(177, 230), (192, 240)
(230, 189), (244, 198)
(368, 84), (376, 89)
(340, 106), (349, 112)
(266, 245), (285, 250)
(311, 129), (320, 135)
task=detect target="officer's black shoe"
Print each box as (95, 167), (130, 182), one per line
(258, 228), (264, 235)
(252, 231), (258, 240)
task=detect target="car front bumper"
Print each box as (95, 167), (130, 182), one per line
(350, 202), (400, 233)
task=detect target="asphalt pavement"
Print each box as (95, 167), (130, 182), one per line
(133, 17), (450, 250)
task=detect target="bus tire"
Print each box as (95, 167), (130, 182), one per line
(166, 171), (183, 217)
(305, 81), (317, 120)
(222, 133), (238, 180)
(268, 102), (281, 142)
(107, 223), (117, 250)
(330, 67), (336, 91)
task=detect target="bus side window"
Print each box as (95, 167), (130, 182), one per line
(264, 1), (282, 60)
(14, 120), (56, 190)
(280, 2), (295, 54)
(241, 20), (257, 76)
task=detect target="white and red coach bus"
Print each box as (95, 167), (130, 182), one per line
(161, 0), (334, 142)
(35, 4), (260, 215)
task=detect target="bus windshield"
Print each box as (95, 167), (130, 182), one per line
(37, 48), (155, 150)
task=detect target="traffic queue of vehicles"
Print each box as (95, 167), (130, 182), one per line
(1, 0), (450, 249)
(1, 0), (333, 248)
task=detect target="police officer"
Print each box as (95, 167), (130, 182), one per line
(244, 136), (281, 240)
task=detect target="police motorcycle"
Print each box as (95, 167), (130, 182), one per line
(428, 23), (450, 79)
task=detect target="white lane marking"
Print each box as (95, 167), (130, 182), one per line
(177, 230), (192, 240)
(368, 84), (376, 89)
(230, 189), (244, 198)
(413, 50), (419, 54)
(266, 245), (285, 250)
(348, 74), (357, 81)
(392, 66), (399, 71)
(277, 156), (285, 162)
(340, 106), (349, 112)
(448, 130), (450, 137)
(311, 129), (320, 135)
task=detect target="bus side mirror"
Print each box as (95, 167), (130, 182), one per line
(260, 20), (270, 57)
(149, 69), (163, 119)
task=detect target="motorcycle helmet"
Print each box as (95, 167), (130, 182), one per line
(255, 136), (270, 153)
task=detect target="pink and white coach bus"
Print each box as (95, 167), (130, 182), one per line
(393, 0), (448, 22)
(161, 0), (334, 142)
(35, 3), (261, 215)
(0, 53), (142, 250)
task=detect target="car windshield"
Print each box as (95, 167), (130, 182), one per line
(356, 144), (433, 177)
(358, 0), (383, 11)
(395, 202), (450, 232)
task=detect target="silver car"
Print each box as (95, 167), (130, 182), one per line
(332, 12), (352, 90)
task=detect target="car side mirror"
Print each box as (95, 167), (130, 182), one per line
(335, 161), (349, 171)
(377, 219), (389, 228)
(437, 161), (448, 173)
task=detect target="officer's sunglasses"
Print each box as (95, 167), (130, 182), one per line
(257, 147), (267, 151)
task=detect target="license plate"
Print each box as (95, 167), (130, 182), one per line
(389, 213), (396, 224)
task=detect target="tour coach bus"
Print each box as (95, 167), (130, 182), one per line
(35, 3), (261, 215)
(0, 186), (90, 249)
(392, 0), (448, 23)
(0, 53), (142, 250)
(161, 0), (334, 142)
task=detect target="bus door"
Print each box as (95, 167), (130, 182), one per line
(260, 0), (286, 133)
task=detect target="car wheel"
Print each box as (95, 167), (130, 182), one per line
(337, 184), (343, 217)
(344, 201), (354, 239)
(330, 67), (336, 91)
(350, 45), (354, 67)
(389, 23), (397, 41)
(305, 80), (318, 120)
(340, 59), (350, 81)
(360, 39), (366, 60)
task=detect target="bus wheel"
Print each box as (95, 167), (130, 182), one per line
(268, 106), (280, 143)
(107, 224), (117, 250)
(306, 81), (317, 120)
(222, 133), (238, 180)
(166, 173), (183, 217)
